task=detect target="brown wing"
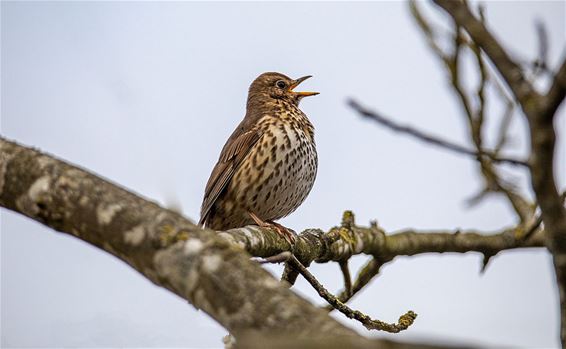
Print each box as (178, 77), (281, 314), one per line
(199, 129), (262, 226)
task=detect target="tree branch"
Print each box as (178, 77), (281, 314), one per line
(0, 137), (358, 340)
(339, 260), (353, 298)
(0, 137), (547, 341)
(285, 254), (417, 333)
(348, 99), (528, 167)
(328, 257), (383, 312)
(432, 0), (566, 344)
(433, 0), (537, 105)
(221, 211), (544, 269)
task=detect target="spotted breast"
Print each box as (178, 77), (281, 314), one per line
(199, 72), (319, 233)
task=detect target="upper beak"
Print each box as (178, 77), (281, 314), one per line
(289, 75), (319, 97)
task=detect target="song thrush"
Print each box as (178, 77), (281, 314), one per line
(199, 72), (319, 241)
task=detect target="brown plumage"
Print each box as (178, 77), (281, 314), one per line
(199, 72), (319, 239)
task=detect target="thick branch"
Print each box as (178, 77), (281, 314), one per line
(0, 137), (357, 339)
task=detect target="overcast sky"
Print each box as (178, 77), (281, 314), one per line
(2, 1), (565, 348)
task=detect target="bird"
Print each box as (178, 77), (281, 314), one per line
(199, 72), (319, 242)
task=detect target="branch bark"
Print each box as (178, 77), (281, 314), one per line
(0, 136), (546, 346)
(222, 211), (544, 268)
(0, 137), (357, 340)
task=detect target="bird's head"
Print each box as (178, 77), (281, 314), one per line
(247, 72), (319, 107)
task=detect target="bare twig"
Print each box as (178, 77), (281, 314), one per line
(433, 0), (536, 105)
(410, 1), (533, 222)
(348, 99), (528, 167)
(531, 20), (550, 79)
(464, 26), (532, 222)
(339, 260), (353, 298)
(284, 254), (417, 333)
(493, 90), (514, 154)
(328, 257), (384, 311)
(259, 251), (415, 332)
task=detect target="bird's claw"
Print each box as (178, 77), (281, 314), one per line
(269, 221), (297, 245)
(248, 212), (296, 245)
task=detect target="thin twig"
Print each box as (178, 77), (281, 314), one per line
(493, 93), (514, 154)
(410, 1), (533, 222)
(531, 20), (550, 79)
(339, 260), (352, 298)
(348, 99), (528, 167)
(460, 19), (531, 219)
(433, 0), (535, 105)
(285, 254), (417, 333)
(327, 257), (384, 312)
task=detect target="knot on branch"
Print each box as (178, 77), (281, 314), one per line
(318, 212), (359, 262)
(322, 226), (358, 262)
(294, 229), (325, 265)
(341, 210), (356, 229)
(324, 211), (362, 259)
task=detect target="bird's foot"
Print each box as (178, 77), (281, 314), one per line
(267, 220), (297, 244)
(248, 212), (297, 244)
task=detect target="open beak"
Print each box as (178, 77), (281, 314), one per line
(289, 75), (319, 97)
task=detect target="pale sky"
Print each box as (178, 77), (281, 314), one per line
(2, 1), (565, 348)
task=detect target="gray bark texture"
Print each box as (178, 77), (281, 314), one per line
(0, 138), (357, 339)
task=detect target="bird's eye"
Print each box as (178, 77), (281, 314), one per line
(276, 80), (287, 89)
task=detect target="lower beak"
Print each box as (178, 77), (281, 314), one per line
(289, 75), (319, 97)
